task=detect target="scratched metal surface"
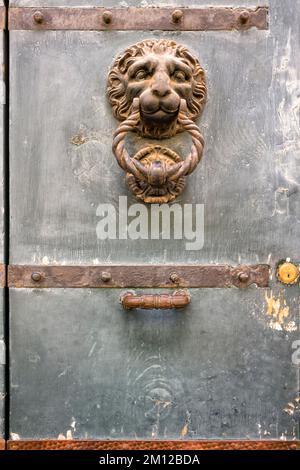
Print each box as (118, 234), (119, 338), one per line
(9, 0), (300, 440)
(9, 7), (300, 265)
(9, 288), (299, 440)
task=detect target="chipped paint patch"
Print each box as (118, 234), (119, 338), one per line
(285, 321), (297, 332)
(284, 397), (300, 417)
(264, 291), (296, 332)
(70, 417), (77, 433)
(180, 423), (188, 437)
(0, 340), (5, 365)
(10, 433), (20, 440)
(57, 430), (73, 440)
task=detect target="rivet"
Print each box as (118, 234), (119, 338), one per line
(239, 10), (250, 24)
(102, 11), (113, 24)
(238, 272), (249, 283)
(170, 272), (180, 283)
(277, 262), (299, 285)
(33, 11), (44, 24)
(101, 271), (111, 282)
(31, 272), (42, 282)
(172, 9), (183, 23)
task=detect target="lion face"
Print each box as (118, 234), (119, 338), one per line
(107, 40), (206, 138)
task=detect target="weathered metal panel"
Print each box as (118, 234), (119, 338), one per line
(8, 0), (300, 443)
(0, 0), (5, 441)
(9, 9), (299, 266)
(9, 287), (299, 440)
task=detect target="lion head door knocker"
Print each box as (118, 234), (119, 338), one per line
(107, 39), (206, 203)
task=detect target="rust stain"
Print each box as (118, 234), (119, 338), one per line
(8, 7), (269, 32)
(70, 134), (88, 146)
(7, 439), (300, 450)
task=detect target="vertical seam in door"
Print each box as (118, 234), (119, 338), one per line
(3, 0), (9, 443)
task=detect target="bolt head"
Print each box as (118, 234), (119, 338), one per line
(102, 11), (112, 24)
(239, 10), (250, 24)
(31, 272), (42, 282)
(238, 272), (249, 283)
(172, 9), (183, 23)
(101, 271), (111, 282)
(170, 272), (180, 283)
(33, 11), (44, 24)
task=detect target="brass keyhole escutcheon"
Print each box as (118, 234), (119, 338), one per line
(277, 262), (300, 285)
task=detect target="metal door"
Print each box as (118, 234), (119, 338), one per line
(7, 0), (300, 449)
(0, 0), (5, 451)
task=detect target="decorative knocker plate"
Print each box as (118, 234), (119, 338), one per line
(107, 39), (206, 203)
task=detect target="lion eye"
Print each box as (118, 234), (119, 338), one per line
(173, 70), (187, 81)
(135, 70), (148, 80)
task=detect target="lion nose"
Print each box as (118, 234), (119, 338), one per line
(151, 74), (171, 97)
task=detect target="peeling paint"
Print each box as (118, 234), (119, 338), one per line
(284, 397), (300, 417)
(264, 291), (297, 332)
(57, 430), (73, 440)
(71, 417), (77, 433)
(180, 423), (188, 437)
(285, 321), (297, 332)
(0, 340), (5, 366)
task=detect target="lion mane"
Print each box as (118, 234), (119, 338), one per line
(107, 39), (207, 123)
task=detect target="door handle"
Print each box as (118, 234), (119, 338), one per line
(121, 290), (190, 310)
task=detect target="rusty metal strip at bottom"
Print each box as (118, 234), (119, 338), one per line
(0, 264), (6, 288)
(9, 7), (269, 32)
(0, 439), (5, 451)
(8, 264), (269, 289)
(6, 439), (300, 451)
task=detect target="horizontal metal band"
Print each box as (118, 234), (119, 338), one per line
(0, 439), (5, 451)
(9, 7), (269, 32)
(6, 439), (300, 451)
(8, 264), (269, 288)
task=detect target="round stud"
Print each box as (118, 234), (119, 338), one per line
(170, 272), (180, 283)
(101, 271), (111, 282)
(239, 10), (250, 24)
(238, 272), (249, 283)
(277, 262), (299, 285)
(172, 9), (183, 23)
(31, 272), (42, 282)
(102, 11), (113, 24)
(33, 11), (44, 24)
